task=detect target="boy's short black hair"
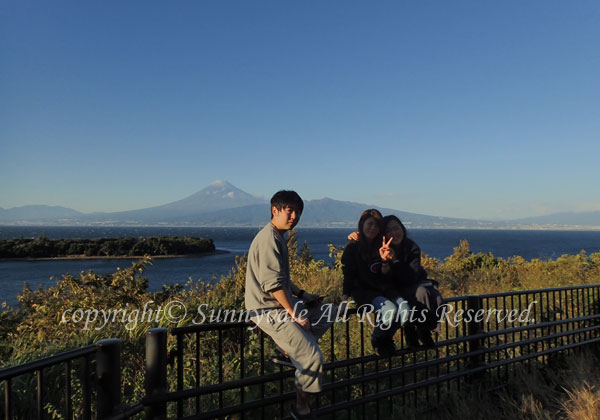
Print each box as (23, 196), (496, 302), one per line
(270, 190), (304, 218)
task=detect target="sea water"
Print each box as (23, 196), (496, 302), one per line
(1, 226), (599, 307)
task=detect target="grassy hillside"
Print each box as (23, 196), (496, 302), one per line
(1, 231), (598, 418)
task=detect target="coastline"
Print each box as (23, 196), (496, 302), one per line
(0, 249), (229, 262)
(2, 224), (600, 231)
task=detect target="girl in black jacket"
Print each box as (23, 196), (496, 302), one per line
(380, 215), (443, 348)
(341, 209), (410, 357)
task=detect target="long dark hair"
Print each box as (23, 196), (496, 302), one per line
(357, 209), (383, 260)
(382, 214), (410, 255)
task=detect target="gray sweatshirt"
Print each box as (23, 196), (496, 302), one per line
(245, 223), (294, 311)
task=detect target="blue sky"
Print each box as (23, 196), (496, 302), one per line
(1, 1), (599, 220)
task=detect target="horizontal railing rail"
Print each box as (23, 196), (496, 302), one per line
(2, 283), (599, 419)
(0, 345), (96, 382)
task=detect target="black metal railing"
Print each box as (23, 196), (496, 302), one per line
(2, 284), (599, 419)
(0, 339), (143, 420)
(142, 284), (600, 419)
(1, 344), (95, 420)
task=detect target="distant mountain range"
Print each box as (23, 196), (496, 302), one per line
(510, 211), (600, 227)
(75, 180), (267, 224)
(0, 205), (85, 221)
(1, 181), (599, 229)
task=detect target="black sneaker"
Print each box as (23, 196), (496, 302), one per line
(371, 337), (383, 356)
(403, 325), (420, 349)
(290, 404), (316, 420)
(372, 336), (395, 358)
(381, 336), (396, 357)
(417, 329), (436, 348)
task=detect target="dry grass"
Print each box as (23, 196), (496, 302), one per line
(425, 350), (600, 420)
(561, 382), (599, 420)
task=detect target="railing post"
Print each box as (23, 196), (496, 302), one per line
(96, 338), (122, 419)
(4, 378), (12, 420)
(82, 355), (92, 420)
(145, 328), (167, 420)
(466, 295), (485, 369)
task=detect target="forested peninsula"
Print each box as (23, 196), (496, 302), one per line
(0, 236), (216, 259)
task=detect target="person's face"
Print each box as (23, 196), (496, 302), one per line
(384, 220), (405, 246)
(361, 217), (380, 241)
(271, 205), (301, 231)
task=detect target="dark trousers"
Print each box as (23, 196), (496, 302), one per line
(406, 282), (443, 331)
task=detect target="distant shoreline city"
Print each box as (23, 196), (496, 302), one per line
(2, 223), (600, 231)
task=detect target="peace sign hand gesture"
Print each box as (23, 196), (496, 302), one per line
(379, 236), (395, 262)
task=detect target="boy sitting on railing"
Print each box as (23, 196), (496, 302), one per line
(245, 190), (334, 420)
